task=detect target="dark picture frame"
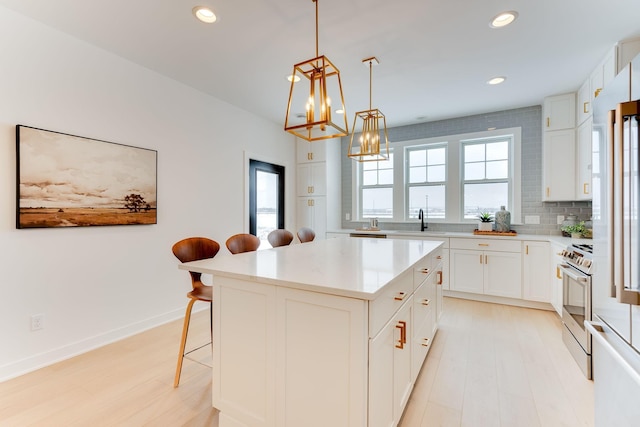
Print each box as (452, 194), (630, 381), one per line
(16, 125), (157, 228)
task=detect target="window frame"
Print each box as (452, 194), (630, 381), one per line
(352, 127), (521, 224)
(358, 151), (394, 219)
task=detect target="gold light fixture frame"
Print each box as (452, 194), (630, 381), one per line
(348, 57), (389, 162)
(284, 0), (348, 141)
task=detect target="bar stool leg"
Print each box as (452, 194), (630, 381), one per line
(174, 298), (196, 387)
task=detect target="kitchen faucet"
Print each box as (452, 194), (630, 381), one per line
(418, 209), (427, 231)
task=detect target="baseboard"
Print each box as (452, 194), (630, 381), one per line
(443, 290), (554, 311)
(0, 306), (205, 382)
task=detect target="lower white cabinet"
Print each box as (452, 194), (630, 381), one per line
(214, 249), (441, 427)
(450, 238), (522, 299)
(550, 242), (565, 315)
(522, 241), (551, 302)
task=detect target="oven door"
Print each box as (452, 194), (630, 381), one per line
(560, 263), (591, 353)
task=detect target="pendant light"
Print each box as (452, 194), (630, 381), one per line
(284, 0), (348, 142)
(348, 57), (389, 162)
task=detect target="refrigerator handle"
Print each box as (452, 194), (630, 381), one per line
(613, 101), (640, 305)
(607, 109), (616, 299)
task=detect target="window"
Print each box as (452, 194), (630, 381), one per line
(249, 159), (285, 247)
(462, 137), (511, 219)
(360, 153), (393, 218)
(406, 144), (446, 219)
(353, 128), (521, 223)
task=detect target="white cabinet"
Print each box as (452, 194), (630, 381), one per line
(522, 241), (551, 302)
(296, 196), (326, 239)
(550, 242), (565, 316)
(295, 138), (340, 239)
(576, 117), (593, 200)
(577, 80), (591, 126)
(296, 138), (326, 163)
(543, 129), (576, 201)
(449, 238), (522, 299)
(296, 163), (326, 197)
(543, 93), (575, 131)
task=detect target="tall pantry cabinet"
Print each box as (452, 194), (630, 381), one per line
(295, 139), (341, 239)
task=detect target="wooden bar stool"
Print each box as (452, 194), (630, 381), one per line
(225, 233), (260, 254)
(171, 237), (220, 387)
(267, 229), (294, 247)
(297, 227), (316, 243)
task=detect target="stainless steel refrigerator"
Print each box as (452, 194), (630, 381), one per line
(588, 54), (640, 425)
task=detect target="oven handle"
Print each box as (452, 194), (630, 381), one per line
(558, 264), (589, 283)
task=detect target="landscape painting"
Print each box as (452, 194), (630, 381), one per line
(16, 125), (157, 228)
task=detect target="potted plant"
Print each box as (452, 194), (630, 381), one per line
(477, 212), (494, 231)
(561, 221), (586, 238)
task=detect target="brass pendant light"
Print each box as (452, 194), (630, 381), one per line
(284, 0), (348, 142)
(348, 57), (389, 162)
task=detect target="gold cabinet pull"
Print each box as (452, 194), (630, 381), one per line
(583, 183), (589, 194)
(480, 254), (483, 264)
(478, 243), (489, 247)
(394, 291), (406, 301)
(485, 255), (488, 264)
(420, 268), (430, 274)
(310, 185), (314, 193)
(583, 102), (589, 114)
(546, 187), (550, 197)
(436, 255), (442, 260)
(421, 338), (430, 347)
(395, 321), (407, 349)
(437, 271), (443, 285)
(421, 299), (430, 306)
(556, 266), (562, 279)
(307, 152), (312, 161)
(594, 88), (602, 98)
(526, 245), (529, 255)
(546, 117), (550, 127)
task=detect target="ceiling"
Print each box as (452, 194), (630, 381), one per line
(2, 0), (640, 128)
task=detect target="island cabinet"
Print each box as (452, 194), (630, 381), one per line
(449, 238), (522, 299)
(180, 237), (443, 427)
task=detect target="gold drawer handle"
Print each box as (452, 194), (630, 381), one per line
(422, 299), (430, 306)
(437, 271), (443, 285)
(436, 255), (442, 260)
(420, 268), (430, 274)
(395, 321), (407, 349)
(394, 292), (406, 301)
(478, 243), (489, 247)
(421, 338), (430, 347)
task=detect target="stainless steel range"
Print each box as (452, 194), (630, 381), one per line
(558, 243), (593, 378)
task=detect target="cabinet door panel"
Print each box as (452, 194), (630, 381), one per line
(393, 301), (413, 421)
(544, 93), (575, 131)
(450, 249), (484, 294)
(484, 251), (522, 299)
(522, 241), (551, 302)
(543, 129), (576, 201)
(369, 322), (395, 427)
(576, 117), (593, 200)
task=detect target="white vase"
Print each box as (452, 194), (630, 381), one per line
(478, 222), (493, 231)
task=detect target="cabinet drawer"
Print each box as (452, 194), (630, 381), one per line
(413, 257), (432, 289)
(369, 269), (413, 337)
(450, 238), (521, 253)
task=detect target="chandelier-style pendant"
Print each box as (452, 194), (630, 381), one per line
(348, 57), (389, 162)
(284, 0), (348, 142)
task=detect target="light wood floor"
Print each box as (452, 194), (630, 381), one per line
(0, 298), (593, 426)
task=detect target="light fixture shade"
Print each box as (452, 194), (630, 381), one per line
(348, 109), (389, 161)
(284, 55), (348, 141)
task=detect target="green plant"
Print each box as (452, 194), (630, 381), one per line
(477, 212), (494, 222)
(561, 221), (586, 235)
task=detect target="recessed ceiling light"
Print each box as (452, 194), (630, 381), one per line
(487, 76), (506, 85)
(489, 11), (518, 28)
(287, 75), (300, 83)
(193, 6), (217, 24)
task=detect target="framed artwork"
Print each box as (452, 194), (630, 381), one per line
(16, 125), (157, 228)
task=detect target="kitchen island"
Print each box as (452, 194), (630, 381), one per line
(180, 237), (444, 427)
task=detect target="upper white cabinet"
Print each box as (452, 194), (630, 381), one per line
(542, 128), (576, 201)
(543, 93), (575, 131)
(576, 80), (591, 126)
(576, 117), (593, 200)
(297, 163), (327, 197)
(296, 139), (326, 163)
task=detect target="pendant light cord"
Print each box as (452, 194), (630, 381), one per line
(369, 60), (373, 110)
(314, 0), (319, 58)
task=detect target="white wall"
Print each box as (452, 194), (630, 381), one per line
(0, 6), (296, 381)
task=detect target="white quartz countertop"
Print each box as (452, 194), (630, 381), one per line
(179, 237), (443, 300)
(329, 228), (591, 247)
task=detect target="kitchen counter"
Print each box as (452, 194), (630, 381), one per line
(328, 228), (591, 247)
(180, 237), (442, 300)
(179, 237), (444, 427)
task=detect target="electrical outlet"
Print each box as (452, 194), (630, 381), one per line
(557, 215), (565, 225)
(31, 314), (44, 331)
